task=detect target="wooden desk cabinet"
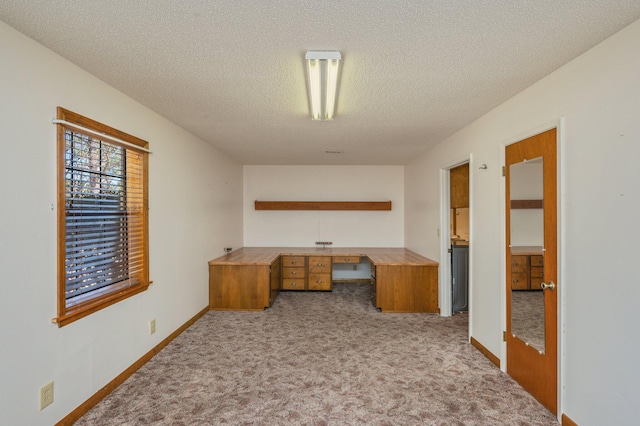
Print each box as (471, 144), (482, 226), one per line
(269, 257), (281, 305)
(308, 256), (332, 291)
(510, 248), (544, 290)
(529, 255), (544, 289)
(511, 255), (529, 290)
(209, 264), (272, 310)
(209, 247), (438, 312)
(282, 256), (306, 290)
(372, 264), (438, 313)
(281, 255), (332, 291)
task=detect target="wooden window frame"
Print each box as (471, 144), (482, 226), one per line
(55, 107), (150, 327)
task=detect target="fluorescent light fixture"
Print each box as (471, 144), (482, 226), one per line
(305, 51), (341, 121)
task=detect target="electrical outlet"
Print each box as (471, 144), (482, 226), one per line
(39, 381), (54, 410)
(149, 319), (156, 335)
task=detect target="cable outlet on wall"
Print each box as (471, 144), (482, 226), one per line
(39, 381), (54, 410)
(149, 319), (156, 335)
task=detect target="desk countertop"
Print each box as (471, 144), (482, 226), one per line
(208, 247), (438, 267)
(510, 246), (544, 256)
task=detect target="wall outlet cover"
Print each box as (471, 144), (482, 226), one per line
(39, 381), (54, 410)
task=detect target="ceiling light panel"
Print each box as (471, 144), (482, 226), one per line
(305, 51), (342, 121)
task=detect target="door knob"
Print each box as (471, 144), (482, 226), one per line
(540, 281), (555, 290)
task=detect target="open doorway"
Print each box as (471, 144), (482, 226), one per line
(449, 163), (469, 315)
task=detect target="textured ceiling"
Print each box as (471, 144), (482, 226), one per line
(1, 1), (639, 165)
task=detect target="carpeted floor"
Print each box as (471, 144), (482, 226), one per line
(76, 283), (558, 425)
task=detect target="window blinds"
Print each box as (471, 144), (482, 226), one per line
(63, 128), (146, 306)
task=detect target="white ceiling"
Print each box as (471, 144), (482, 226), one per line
(1, 1), (639, 165)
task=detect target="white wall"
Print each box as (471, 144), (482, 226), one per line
(0, 21), (243, 426)
(405, 18), (640, 424)
(244, 165), (404, 248)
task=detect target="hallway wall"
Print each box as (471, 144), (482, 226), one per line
(405, 18), (640, 424)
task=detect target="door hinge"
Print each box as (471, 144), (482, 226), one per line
(502, 166), (506, 177)
(503, 331), (507, 341)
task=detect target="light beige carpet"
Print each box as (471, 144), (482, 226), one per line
(76, 283), (558, 425)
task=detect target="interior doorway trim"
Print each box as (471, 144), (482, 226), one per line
(439, 155), (472, 328)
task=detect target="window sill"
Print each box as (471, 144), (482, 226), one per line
(54, 281), (151, 327)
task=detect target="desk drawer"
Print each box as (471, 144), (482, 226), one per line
(511, 256), (527, 272)
(511, 272), (528, 290)
(308, 256), (331, 273)
(308, 273), (331, 291)
(531, 255), (544, 267)
(333, 256), (360, 264)
(283, 267), (306, 279)
(282, 256), (305, 267)
(282, 279), (305, 290)
(530, 266), (543, 279)
(530, 277), (543, 290)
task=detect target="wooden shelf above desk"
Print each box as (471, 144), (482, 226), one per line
(510, 199), (543, 209)
(254, 201), (392, 211)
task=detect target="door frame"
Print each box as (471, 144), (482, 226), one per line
(439, 155), (472, 327)
(500, 118), (564, 420)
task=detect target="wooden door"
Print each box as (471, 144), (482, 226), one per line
(505, 128), (557, 414)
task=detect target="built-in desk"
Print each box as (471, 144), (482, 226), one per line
(510, 246), (544, 290)
(208, 247), (439, 313)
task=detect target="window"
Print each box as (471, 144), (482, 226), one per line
(55, 108), (150, 326)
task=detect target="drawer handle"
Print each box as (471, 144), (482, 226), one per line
(291, 271), (296, 274)
(344, 258), (349, 262)
(291, 261), (297, 264)
(317, 263), (323, 266)
(291, 282), (296, 286)
(317, 280), (323, 284)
